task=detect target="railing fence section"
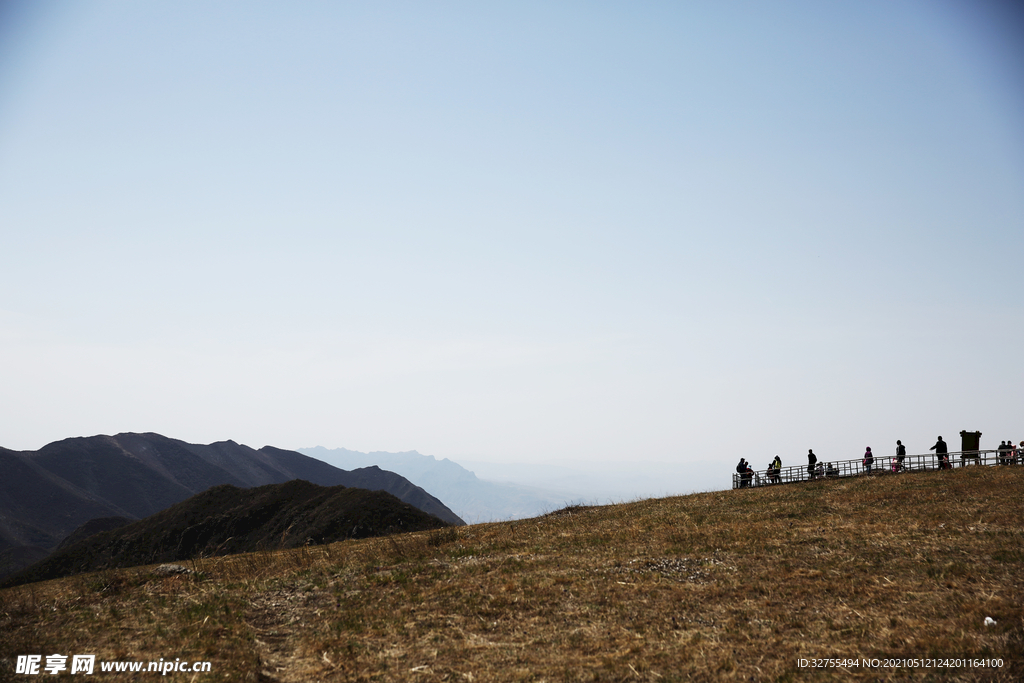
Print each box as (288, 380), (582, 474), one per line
(732, 449), (1017, 489)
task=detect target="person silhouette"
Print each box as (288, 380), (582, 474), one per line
(929, 436), (948, 469)
(736, 458), (753, 487)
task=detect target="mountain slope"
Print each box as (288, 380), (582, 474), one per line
(2, 465), (1021, 680)
(3, 480), (449, 587)
(0, 448), (135, 551)
(55, 517), (132, 551)
(258, 447), (460, 525)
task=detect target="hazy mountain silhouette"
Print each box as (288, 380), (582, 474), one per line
(0, 433), (463, 579)
(299, 448), (716, 523)
(3, 480), (449, 587)
(299, 447), (584, 523)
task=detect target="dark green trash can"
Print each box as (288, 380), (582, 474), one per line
(960, 430), (982, 463)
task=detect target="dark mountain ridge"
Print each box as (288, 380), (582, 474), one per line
(3, 479), (450, 587)
(0, 433), (464, 579)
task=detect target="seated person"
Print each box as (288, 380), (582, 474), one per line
(736, 458), (753, 487)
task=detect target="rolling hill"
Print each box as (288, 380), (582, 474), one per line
(2, 479), (450, 587)
(0, 433), (463, 579)
(2, 464), (1020, 680)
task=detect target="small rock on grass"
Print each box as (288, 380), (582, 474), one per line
(153, 564), (193, 577)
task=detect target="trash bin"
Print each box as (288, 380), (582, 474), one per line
(960, 430), (981, 463)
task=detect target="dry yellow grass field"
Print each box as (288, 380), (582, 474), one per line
(2, 464), (1022, 681)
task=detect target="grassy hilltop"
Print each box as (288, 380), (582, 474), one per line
(2, 465), (1022, 681)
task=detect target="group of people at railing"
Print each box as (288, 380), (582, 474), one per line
(996, 440), (1023, 465)
(734, 436), (1024, 488)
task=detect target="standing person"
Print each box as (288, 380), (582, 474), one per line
(807, 449), (817, 479)
(771, 455), (782, 483)
(863, 447), (874, 474)
(998, 441), (1009, 465)
(929, 436), (948, 469)
(895, 440), (906, 472)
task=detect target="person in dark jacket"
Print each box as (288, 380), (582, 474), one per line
(736, 458), (752, 487)
(929, 436), (948, 469)
(863, 447), (874, 474)
(807, 449), (817, 479)
(895, 440), (906, 472)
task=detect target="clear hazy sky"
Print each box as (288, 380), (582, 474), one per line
(1, 1), (1022, 488)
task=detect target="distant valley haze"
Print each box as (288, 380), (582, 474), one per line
(299, 446), (719, 523)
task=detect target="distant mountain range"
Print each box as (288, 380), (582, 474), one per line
(2, 479), (449, 587)
(0, 433), (463, 579)
(299, 447), (585, 523)
(299, 448), (717, 522)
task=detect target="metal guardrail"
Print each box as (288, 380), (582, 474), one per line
(732, 449), (1019, 489)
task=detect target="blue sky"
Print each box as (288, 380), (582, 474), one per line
(1, 1), (1021, 491)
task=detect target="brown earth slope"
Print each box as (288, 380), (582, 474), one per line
(1, 464), (1021, 681)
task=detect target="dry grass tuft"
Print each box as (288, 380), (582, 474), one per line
(2, 465), (1022, 680)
